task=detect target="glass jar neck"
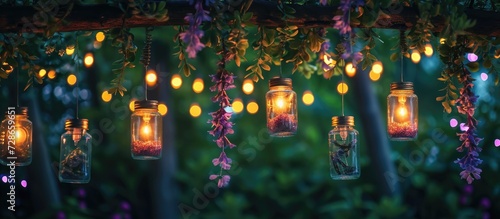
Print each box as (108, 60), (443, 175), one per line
(390, 89), (414, 95)
(269, 85), (291, 91)
(135, 108), (158, 113)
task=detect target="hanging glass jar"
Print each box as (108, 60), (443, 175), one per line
(387, 82), (418, 141)
(266, 77), (297, 137)
(0, 107), (32, 166)
(131, 100), (162, 160)
(59, 119), (92, 183)
(328, 116), (360, 180)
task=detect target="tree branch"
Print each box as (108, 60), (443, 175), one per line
(0, 2), (499, 36)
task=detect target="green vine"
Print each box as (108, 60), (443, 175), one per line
(358, 28), (380, 71)
(108, 26), (137, 96)
(174, 26), (196, 77)
(246, 26), (276, 82)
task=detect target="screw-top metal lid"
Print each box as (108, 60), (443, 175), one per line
(134, 100), (158, 110)
(332, 116), (355, 126)
(269, 77), (292, 88)
(4, 107), (28, 116)
(390, 82), (414, 90)
(65, 118), (89, 130)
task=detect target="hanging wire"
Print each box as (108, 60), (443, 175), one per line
(279, 32), (285, 78)
(16, 56), (20, 108)
(400, 30), (405, 82)
(341, 68), (345, 116)
(75, 38), (80, 119)
(141, 27), (153, 100)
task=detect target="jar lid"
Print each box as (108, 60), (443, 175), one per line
(4, 107), (28, 116)
(390, 82), (413, 90)
(65, 118), (89, 130)
(332, 116), (354, 126)
(269, 77), (292, 88)
(134, 100), (158, 110)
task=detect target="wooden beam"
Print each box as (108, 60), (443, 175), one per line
(0, 1), (499, 36)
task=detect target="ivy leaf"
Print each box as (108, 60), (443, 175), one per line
(390, 53), (399, 62)
(442, 101), (452, 114)
(436, 96), (445, 102)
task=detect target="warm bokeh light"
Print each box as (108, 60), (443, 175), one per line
(246, 101), (259, 114)
(337, 82), (348, 94)
(95, 32), (105, 42)
(371, 61), (383, 74)
(440, 38), (446, 44)
(66, 47), (75, 56)
(189, 103), (202, 117)
(146, 70), (157, 86)
(449, 118), (458, 127)
(48, 70), (56, 79)
(101, 90), (112, 102)
(67, 74), (77, 86)
(84, 53), (94, 67)
(411, 51), (421, 63)
(171, 74), (182, 89)
(480, 73), (488, 81)
(302, 90), (314, 106)
(242, 79), (254, 95)
(424, 44), (434, 57)
(129, 100), (135, 112)
(38, 69), (47, 78)
(93, 41), (102, 49)
(369, 70), (381, 81)
(192, 78), (204, 93)
(345, 62), (356, 77)
(232, 98), (244, 113)
(158, 103), (168, 116)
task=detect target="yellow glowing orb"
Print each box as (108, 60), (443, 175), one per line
(345, 62), (356, 77)
(189, 104), (202, 117)
(242, 79), (254, 95)
(371, 61), (383, 74)
(15, 127), (28, 145)
(101, 90), (112, 102)
(67, 74), (77, 86)
(66, 47), (75, 56)
(171, 74), (182, 89)
(424, 44), (434, 57)
(129, 100), (136, 112)
(246, 101), (259, 114)
(192, 78), (204, 93)
(146, 70), (157, 86)
(158, 103), (168, 116)
(411, 51), (421, 64)
(440, 38), (446, 44)
(396, 105), (409, 121)
(48, 70), (56, 79)
(337, 82), (348, 94)
(84, 53), (94, 67)
(302, 90), (314, 106)
(95, 32), (105, 42)
(232, 98), (244, 113)
(38, 69), (47, 78)
(369, 70), (381, 81)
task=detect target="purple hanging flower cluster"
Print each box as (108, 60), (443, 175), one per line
(332, 0), (364, 66)
(208, 54), (236, 188)
(454, 68), (483, 184)
(179, 0), (211, 58)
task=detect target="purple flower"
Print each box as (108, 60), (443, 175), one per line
(212, 151), (232, 170)
(180, 0), (211, 58)
(463, 185), (473, 194)
(218, 175), (230, 188)
(120, 201), (131, 211)
(78, 188), (86, 197)
(455, 68), (483, 184)
(319, 0), (328, 6)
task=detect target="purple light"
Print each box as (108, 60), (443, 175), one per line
(481, 73), (488, 81)
(494, 139), (500, 147)
(21, 180), (27, 188)
(1, 176), (7, 183)
(460, 123), (469, 131)
(450, 118), (458, 127)
(467, 53), (478, 62)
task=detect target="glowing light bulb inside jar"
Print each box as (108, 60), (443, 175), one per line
(387, 82), (418, 140)
(15, 127), (28, 145)
(71, 128), (83, 145)
(131, 100), (162, 159)
(266, 77), (297, 137)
